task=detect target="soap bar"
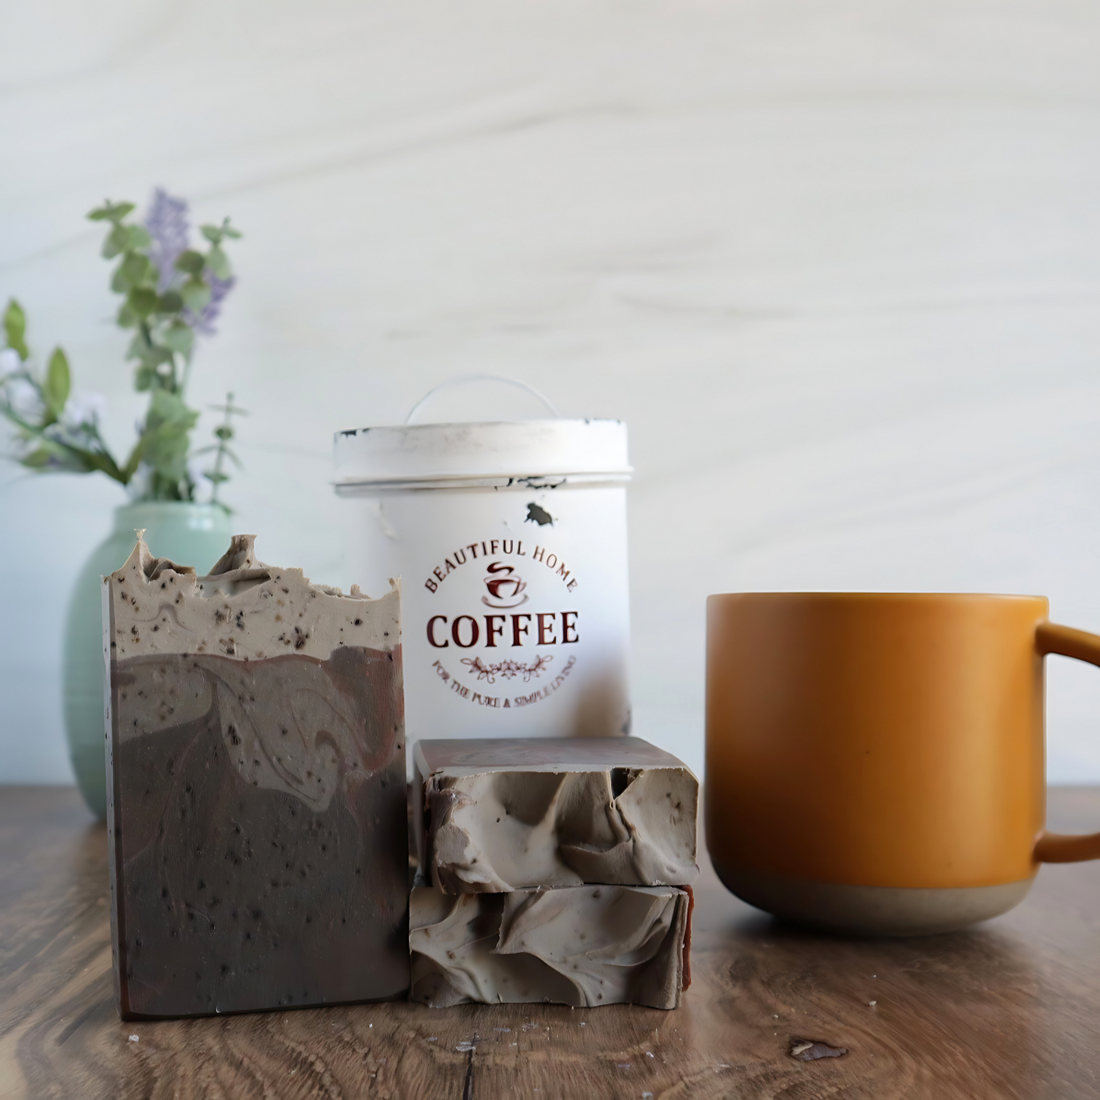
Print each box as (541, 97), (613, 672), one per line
(413, 737), (698, 892)
(410, 882), (691, 1009)
(103, 534), (408, 1019)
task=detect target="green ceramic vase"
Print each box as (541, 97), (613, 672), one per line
(62, 502), (233, 819)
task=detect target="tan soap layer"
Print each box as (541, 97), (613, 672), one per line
(414, 737), (699, 892)
(410, 883), (689, 1010)
(106, 533), (398, 663)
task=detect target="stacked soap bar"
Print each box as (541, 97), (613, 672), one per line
(410, 737), (698, 1009)
(104, 534), (409, 1019)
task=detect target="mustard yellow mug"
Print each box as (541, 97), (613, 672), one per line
(705, 593), (1100, 935)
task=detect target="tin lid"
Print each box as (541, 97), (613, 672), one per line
(333, 419), (630, 488)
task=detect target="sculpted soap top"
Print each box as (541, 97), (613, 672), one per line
(103, 534), (408, 1018)
(413, 736), (699, 893)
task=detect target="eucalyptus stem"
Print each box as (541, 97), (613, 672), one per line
(199, 392), (246, 509)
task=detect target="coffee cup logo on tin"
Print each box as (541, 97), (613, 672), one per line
(423, 537), (582, 708)
(481, 562), (528, 609)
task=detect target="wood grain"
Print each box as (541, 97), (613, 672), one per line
(3, 786), (1100, 1098)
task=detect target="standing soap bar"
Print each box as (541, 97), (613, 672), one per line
(413, 737), (699, 893)
(103, 534), (408, 1019)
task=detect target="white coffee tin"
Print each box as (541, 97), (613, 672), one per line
(334, 419), (632, 750)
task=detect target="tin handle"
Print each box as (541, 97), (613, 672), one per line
(404, 375), (560, 424)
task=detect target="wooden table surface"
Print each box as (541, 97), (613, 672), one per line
(3, 787), (1100, 1100)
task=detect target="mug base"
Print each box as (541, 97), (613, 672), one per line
(712, 861), (1034, 936)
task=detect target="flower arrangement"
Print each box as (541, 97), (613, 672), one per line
(0, 189), (244, 507)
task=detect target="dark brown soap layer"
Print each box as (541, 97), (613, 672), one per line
(107, 645), (408, 1019)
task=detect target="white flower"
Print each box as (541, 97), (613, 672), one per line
(0, 348), (21, 380)
(61, 390), (107, 429)
(6, 379), (43, 419)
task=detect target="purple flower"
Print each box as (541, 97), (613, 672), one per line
(187, 274), (236, 336)
(144, 189), (190, 291)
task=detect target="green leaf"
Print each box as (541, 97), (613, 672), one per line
(205, 470), (230, 484)
(102, 224), (130, 260)
(205, 244), (231, 280)
(143, 359), (174, 385)
(126, 332), (171, 366)
(20, 447), (56, 469)
(18, 437), (79, 472)
(150, 388), (198, 426)
(44, 349), (71, 415)
(180, 279), (211, 313)
(3, 299), (28, 359)
(173, 250), (204, 277)
(88, 201), (135, 224)
(111, 252), (152, 293)
(133, 365), (155, 391)
(128, 338), (173, 369)
(127, 287), (157, 319)
(14, 429), (126, 480)
(161, 322), (193, 355)
(126, 225), (152, 251)
(175, 250), (205, 276)
(120, 436), (145, 482)
(156, 290), (184, 314)
(139, 390), (200, 483)
(77, 449), (122, 479)
(116, 301), (140, 329)
(200, 217), (242, 242)
(214, 424), (234, 441)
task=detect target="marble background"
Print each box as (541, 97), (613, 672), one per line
(2, 0), (1099, 789)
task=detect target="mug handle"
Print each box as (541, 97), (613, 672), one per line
(1034, 622), (1100, 862)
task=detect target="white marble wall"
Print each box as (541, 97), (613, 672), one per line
(2, 0), (1099, 788)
